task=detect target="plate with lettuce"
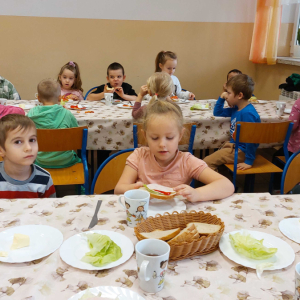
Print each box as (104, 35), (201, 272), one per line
(219, 230), (294, 271)
(69, 286), (145, 300)
(60, 230), (134, 270)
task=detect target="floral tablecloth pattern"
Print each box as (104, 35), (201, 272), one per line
(0, 193), (300, 300)
(7, 99), (293, 150)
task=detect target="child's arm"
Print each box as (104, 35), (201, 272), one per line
(114, 165), (144, 194)
(115, 85), (138, 101)
(214, 94), (234, 116)
(173, 167), (234, 202)
(132, 85), (148, 119)
(87, 85), (113, 101)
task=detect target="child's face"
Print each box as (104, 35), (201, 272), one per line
(0, 126), (38, 168)
(145, 114), (183, 167)
(106, 69), (125, 88)
(59, 69), (75, 90)
(226, 86), (243, 107)
(159, 59), (177, 76)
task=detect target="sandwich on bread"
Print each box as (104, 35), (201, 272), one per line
(143, 184), (176, 200)
(106, 86), (114, 91)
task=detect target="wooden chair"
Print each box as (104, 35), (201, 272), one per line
(91, 148), (134, 194)
(281, 149), (300, 194)
(84, 86), (98, 100)
(37, 127), (89, 194)
(225, 121), (293, 193)
(133, 122), (197, 154)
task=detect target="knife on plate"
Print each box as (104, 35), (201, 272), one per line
(88, 200), (102, 229)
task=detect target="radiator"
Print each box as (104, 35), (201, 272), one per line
(279, 89), (300, 101)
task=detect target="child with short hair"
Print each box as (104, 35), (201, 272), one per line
(0, 114), (56, 198)
(57, 61), (84, 100)
(155, 51), (195, 100)
(115, 100), (234, 202)
(204, 74), (261, 171)
(87, 62), (137, 101)
(28, 78), (81, 168)
(132, 72), (173, 119)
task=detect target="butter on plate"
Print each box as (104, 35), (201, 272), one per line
(0, 251), (8, 257)
(10, 233), (30, 250)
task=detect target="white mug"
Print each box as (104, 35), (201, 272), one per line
(104, 93), (113, 106)
(0, 98), (7, 105)
(295, 262), (300, 299)
(276, 101), (286, 116)
(136, 239), (170, 293)
(208, 99), (217, 111)
(118, 189), (150, 227)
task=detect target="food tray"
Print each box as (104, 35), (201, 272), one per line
(134, 210), (224, 261)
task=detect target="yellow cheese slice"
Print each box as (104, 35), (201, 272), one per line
(10, 233), (30, 250)
(0, 251), (8, 257)
(19, 104), (26, 109)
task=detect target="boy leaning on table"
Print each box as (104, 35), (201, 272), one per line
(0, 114), (56, 199)
(86, 62), (137, 101)
(204, 74), (261, 172)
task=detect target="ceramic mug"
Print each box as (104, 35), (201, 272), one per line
(295, 262), (300, 299)
(0, 98), (7, 105)
(104, 93), (113, 106)
(118, 189), (150, 227)
(136, 239), (170, 293)
(276, 101), (286, 116)
(208, 99), (217, 111)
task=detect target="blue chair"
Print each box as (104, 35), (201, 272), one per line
(224, 121), (293, 193)
(91, 148), (135, 194)
(37, 127), (89, 195)
(133, 123), (196, 154)
(281, 149), (300, 194)
(84, 87), (98, 100)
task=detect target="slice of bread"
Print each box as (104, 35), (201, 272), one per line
(168, 224), (199, 245)
(187, 222), (221, 235)
(140, 228), (181, 241)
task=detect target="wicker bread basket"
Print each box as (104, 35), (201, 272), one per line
(134, 210), (225, 261)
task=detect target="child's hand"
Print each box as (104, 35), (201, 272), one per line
(237, 162), (252, 170)
(173, 184), (199, 202)
(221, 92), (228, 99)
(188, 93), (195, 100)
(134, 182), (144, 189)
(104, 85), (114, 93)
(115, 87), (125, 98)
(139, 85), (148, 97)
(70, 95), (79, 100)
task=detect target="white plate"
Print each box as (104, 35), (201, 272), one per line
(116, 104), (133, 109)
(60, 230), (134, 270)
(68, 104), (90, 110)
(279, 218), (300, 243)
(0, 225), (63, 263)
(69, 286), (145, 300)
(171, 99), (189, 104)
(148, 197), (186, 217)
(219, 230), (295, 271)
(284, 108), (292, 114)
(11, 104), (35, 110)
(192, 104), (209, 110)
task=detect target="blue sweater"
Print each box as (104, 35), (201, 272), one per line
(213, 97), (261, 165)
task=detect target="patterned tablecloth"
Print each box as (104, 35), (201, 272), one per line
(7, 99), (293, 151)
(0, 193), (300, 300)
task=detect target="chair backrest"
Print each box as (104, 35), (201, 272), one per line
(91, 148), (134, 194)
(281, 149), (300, 194)
(84, 87), (98, 100)
(37, 127), (88, 151)
(133, 122), (196, 154)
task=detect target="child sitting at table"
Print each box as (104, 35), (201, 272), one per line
(0, 114), (56, 198)
(27, 78), (81, 168)
(87, 62), (137, 101)
(115, 100), (234, 202)
(204, 74), (261, 172)
(132, 72), (173, 119)
(57, 61), (84, 100)
(155, 51), (195, 100)
(0, 104), (25, 119)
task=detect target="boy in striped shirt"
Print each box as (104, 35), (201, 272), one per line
(0, 114), (56, 198)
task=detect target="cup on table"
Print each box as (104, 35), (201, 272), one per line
(208, 99), (217, 111)
(0, 98), (7, 105)
(276, 101), (286, 116)
(104, 93), (113, 106)
(118, 189), (150, 227)
(136, 239), (170, 293)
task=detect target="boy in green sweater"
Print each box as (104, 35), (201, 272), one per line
(28, 78), (81, 168)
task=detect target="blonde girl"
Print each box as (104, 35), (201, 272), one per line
(57, 61), (84, 100)
(116, 100), (234, 202)
(132, 72), (173, 119)
(155, 51), (195, 100)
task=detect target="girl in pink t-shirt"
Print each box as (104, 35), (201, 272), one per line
(57, 61), (84, 100)
(115, 99), (234, 202)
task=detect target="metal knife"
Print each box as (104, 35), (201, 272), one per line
(88, 200), (102, 229)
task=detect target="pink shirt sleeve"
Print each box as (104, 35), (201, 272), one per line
(185, 153), (208, 180)
(126, 148), (141, 171)
(78, 90), (84, 100)
(132, 102), (147, 119)
(289, 99), (300, 131)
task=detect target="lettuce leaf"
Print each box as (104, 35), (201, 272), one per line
(190, 103), (209, 110)
(229, 232), (277, 260)
(81, 234), (122, 267)
(143, 184), (165, 196)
